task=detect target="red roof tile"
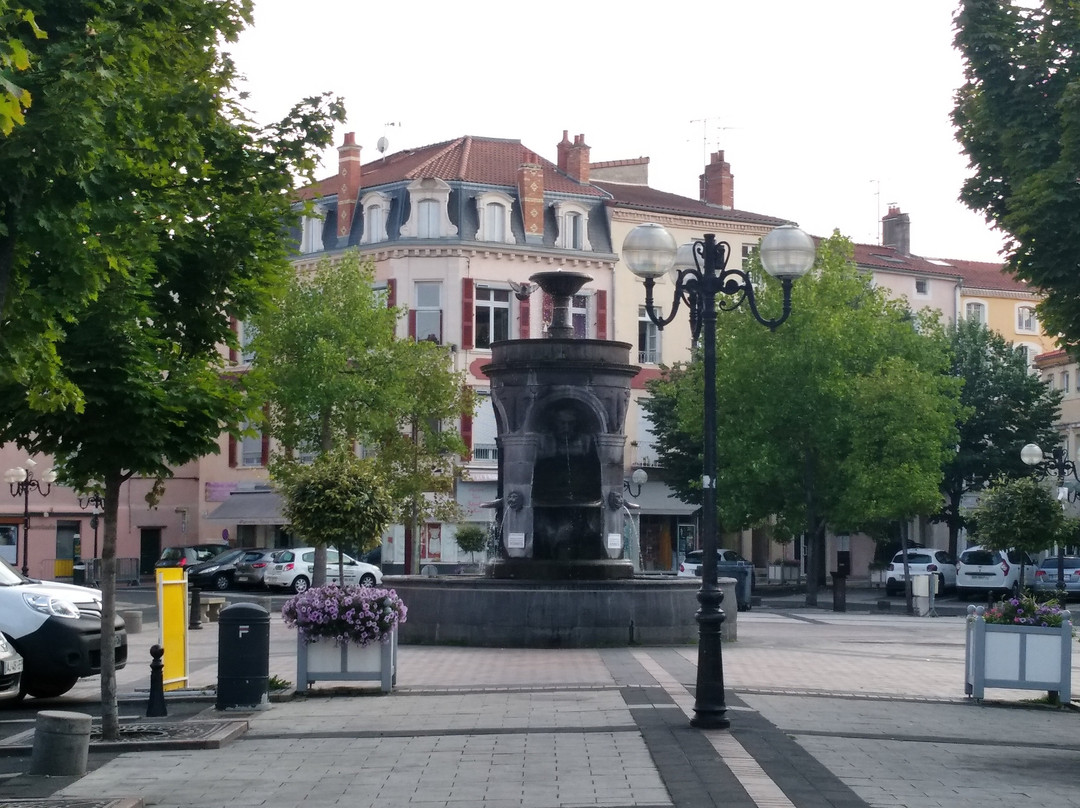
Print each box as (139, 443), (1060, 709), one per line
(594, 181), (787, 226)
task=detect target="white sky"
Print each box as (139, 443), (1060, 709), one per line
(229, 0), (1006, 263)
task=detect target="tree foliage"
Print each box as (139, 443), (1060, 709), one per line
(968, 475), (1061, 559)
(953, 1), (1080, 348)
(276, 451), (393, 555)
(251, 251), (474, 578)
(644, 232), (963, 604)
(935, 317), (1061, 556)
(454, 523), (487, 559)
(0, 4), (46, 134)
(0, 0), (343, 738)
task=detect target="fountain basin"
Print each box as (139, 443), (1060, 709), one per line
(386, 575), (703, 647)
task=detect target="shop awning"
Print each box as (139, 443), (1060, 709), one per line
(629, 483), (700, 516)
(206, 490), (285, 525)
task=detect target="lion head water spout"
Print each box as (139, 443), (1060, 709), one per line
(482, 270), (638, 580)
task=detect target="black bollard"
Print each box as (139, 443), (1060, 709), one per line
(146, 645), (167, 717)
(189, 586), (202, 631)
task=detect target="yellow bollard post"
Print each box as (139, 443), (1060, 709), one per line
(155, 568), (189, 691)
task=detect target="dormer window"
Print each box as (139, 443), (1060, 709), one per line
(475, 191), (514, 244)
(360, 191), (389, 244)
(554, 200), (591, 251)
(299, 206), (325, 254)
(401, 178), (457, 240)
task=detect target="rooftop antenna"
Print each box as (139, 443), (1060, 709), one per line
(378, 122), (401, 158)
(689, 118), (739, 165)
(871, 179), (882, 244)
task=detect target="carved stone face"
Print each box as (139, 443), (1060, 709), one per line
(506, 490), (524, 511)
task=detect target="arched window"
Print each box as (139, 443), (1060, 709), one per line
(475, 191), (514, 243)
(401, 178), (456, 239)
(360, 191), (389, 244)
(553, 200), (591, 251)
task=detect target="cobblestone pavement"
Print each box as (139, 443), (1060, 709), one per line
(2, 601), (1078, 808)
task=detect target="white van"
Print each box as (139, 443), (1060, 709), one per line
(0, 556), (127, 698)
(956, 545), (1039, 600)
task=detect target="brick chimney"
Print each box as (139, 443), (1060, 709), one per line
(556, 130), (590, 183)
(882, 205), (910, 256)
(336, 132), (362, 241)
(518, 150), (545, 245)
(699, 151), (734, 209)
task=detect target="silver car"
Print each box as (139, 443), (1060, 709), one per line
(1033, 556), (1080, 601)
(232, 549), (282, 589)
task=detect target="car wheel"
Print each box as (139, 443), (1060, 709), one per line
(213, 573), (230, 591)
(26, 675), (79, 699)
(291, 576), (310, 594)
(885, 583), (898, 596)
(360, 573), (376, 587)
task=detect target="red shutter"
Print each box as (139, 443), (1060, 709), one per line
(408, 309), (417, 340)
(596, 290), (608, 340)
(260, 408), (270, 466)
(541, 293), (553, 335)
(518, 294), (530, 339)
(461, 278), (475, 350)
(228, 435), (237, 468)
(460, 411), (473, 462)
(386, 278), (397, 308)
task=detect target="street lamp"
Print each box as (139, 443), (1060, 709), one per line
(1020, 442), (1077, 603)
(78, 490), (106, 559)
(4, 458), (57, 576)
(624, 468), (648, 498)
(623, 222), (815, 729)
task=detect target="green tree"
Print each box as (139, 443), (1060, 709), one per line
(250, 252), (473, 579)
(967, 475), (1061, 591)
(0, 0), (342, 738)
(935, 318), (1061, 557)
(454, 523), (487, 565)
(644, 233), (963, 606)
(276, 451), (393, 584)
(953, 1), (1080, 348)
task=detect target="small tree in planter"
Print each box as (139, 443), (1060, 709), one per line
(967, 475), (1059, 593)
(455, 523), (487, 569)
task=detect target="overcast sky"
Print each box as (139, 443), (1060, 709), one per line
(229, 0), (1005, 263)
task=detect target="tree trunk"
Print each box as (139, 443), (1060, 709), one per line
(98, 477), (121, 741)
(947, 490), (962, 559)
(313, 408), (335, 586)
(803, 454), (819, 607)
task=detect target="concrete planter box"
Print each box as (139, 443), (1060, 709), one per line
(868, 568), (887, 587)
(296, 628), (396, 693)
(964, 605), (1072, 701)
(768, 564), (799, 583)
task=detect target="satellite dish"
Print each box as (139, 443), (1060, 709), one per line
(377, 136), (389, 154)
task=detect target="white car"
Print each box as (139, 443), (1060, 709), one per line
(885, 549), (957, 596)
(264, 547), (382, 594)
(956, 545), (1038, 600)
(0, 557), (127, 699)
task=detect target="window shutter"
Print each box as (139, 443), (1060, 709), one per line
(541, 293), (553, 335)
(228, 435), (237, 468)
(518, 294), (530, 339)
(386, 278), (397, 308)
(596, 290), (607, 339)
(460, 411), (473, 461)
(461, 278), (475, 350)
(408, 309), (417, 339)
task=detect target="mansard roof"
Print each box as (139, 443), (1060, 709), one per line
(594, 180), (787, 227)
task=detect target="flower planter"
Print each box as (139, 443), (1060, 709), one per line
(767, 563), (800, 583)
(296, 627), (397, 694)
(964, 605), (1072, 701)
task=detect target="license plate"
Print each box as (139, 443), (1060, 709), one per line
(2, 657), (23, 675)
(115, 633), (123, 647)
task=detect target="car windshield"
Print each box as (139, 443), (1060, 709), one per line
(0, 556), (28, 586)
(205, 549), (243, 565)
(1041, 557), (1080, 569)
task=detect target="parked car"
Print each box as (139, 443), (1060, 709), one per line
(264, 547), (382, 594)
(678, 549), (754, 582)
(232, 549), (283, 589)
(0, 557), (126, 699)
(154, 543), (228, 569)
(1033, 556), (1080, 600)
(0, 631), (23, 701)
(885, 549), (957, 596)
(956, 545), (1039, 600)
(186, 548), (258, 591)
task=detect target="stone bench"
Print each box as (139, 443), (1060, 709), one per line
(189, 594), (227, 623)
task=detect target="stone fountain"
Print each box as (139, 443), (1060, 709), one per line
(389, 271), (699, 647)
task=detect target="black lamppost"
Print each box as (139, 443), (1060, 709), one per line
(623, 222), (815, 729)
(78, 490), (106, 559)
(1021, 442), (1077, 602)
(4, 458), (57, 576)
